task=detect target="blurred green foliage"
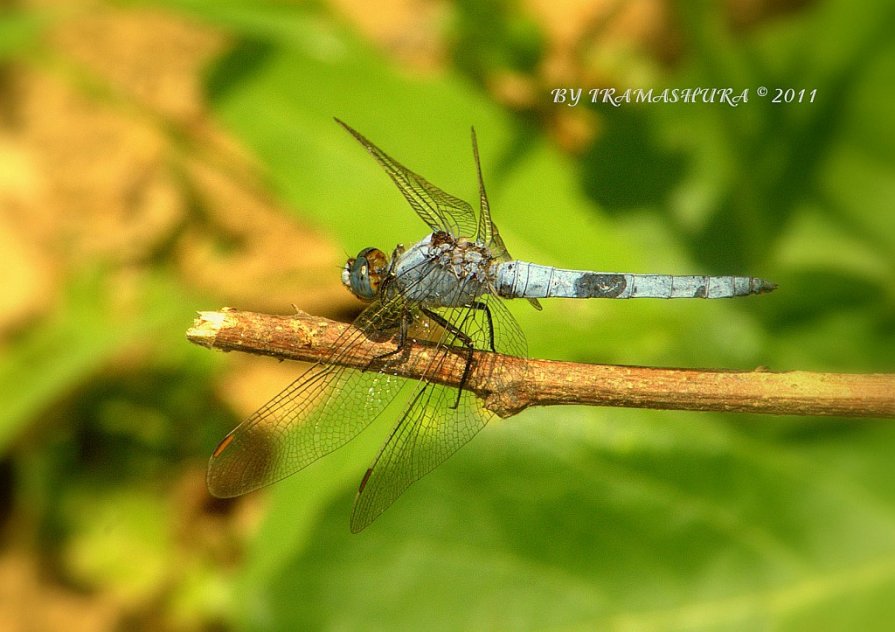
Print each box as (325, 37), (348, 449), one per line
(450, 0), (544, 81)
(2, 0), (894, 629)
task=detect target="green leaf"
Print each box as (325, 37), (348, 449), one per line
(0, 8), (53, 59)
(234, 412), (895, 630)
(0, 273), (126, 452)
(0, 271), (203, 452)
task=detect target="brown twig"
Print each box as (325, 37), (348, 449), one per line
(187, 308), (895, 418)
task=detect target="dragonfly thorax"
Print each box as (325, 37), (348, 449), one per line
(342, 247), (390, 301)
(391, 231), (496, 307)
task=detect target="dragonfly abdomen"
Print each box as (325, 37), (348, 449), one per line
(494, 261), (776, 299)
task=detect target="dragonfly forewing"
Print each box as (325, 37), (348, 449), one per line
(207, 297), (415, 497)
(335, 118), (478, 240)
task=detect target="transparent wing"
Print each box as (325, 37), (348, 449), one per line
(470, 126), (498, 255)
(206, 247), (515, 499)
(336, 118), (478, 239)
(207, 297), (417, 498)
(350, 293), (527, 532)
(350, 384), (486, 533)
(471, 126), (542, 311)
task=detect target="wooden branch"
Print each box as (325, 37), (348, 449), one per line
(187, 308), (895, 419)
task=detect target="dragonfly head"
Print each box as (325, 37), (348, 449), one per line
(342, 247), (389, 301)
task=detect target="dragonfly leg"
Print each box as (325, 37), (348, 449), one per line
(364, 308), (413, 372)
(420, 307), (475, 409)
(468, 300), (496, 352)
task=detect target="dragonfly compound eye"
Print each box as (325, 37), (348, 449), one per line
(345, 247), (388, 301)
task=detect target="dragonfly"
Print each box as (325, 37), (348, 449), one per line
(207, 119), (776, 532)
